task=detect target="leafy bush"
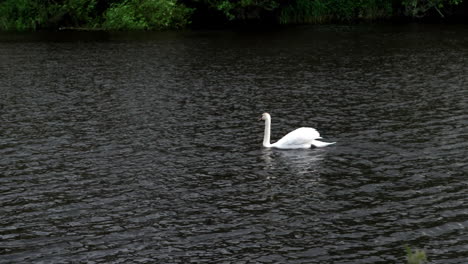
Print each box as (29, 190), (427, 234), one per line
(60, 0), (99, 27)
(280, 0), (393, 24)
(0, 0), (48, 30)
(402, 0), (463, 17)
(280, 0), (330, 24)
(0, 0), (99, 30)
(191, 0), (279, 22)
(102, 0), (193, 30)
(0, 0), (466, 31)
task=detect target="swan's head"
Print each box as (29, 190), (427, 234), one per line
(260, 113), (271, 121)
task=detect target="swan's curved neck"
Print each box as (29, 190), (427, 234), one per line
(263, 116), (272, 147)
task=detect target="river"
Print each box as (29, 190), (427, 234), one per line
(1, 24), (467, 263)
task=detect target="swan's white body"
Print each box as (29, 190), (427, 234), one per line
(261, 113), (335, 149)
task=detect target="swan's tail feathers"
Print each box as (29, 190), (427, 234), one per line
(311, 140), (336, 148)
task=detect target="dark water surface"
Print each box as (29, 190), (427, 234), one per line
(1, 25), (467, 263)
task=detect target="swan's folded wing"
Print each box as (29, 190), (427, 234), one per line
(274, 127), (321, 147)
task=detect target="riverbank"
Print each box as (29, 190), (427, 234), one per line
(1, 0), (467, 31)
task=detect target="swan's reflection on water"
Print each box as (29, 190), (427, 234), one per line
(261, 148), (326, 178)
(258, 148), (327, 201)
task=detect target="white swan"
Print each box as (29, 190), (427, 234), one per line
(260, 113), (335, 149)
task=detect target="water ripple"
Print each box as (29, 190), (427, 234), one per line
(1, 26), (468, 263)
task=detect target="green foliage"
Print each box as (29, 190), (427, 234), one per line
(0, 0), (192, 30)
(60, 0), (99, 27)
(402, 0), (463, 17)
(357, 0), (393, 19)
(0, 0), (467, 31)
(280, 0), (329, 24)
(0, 0), (99, 30)
(102, 1), (147, 30)
(405, 245), (428, 264)
(280, 0), (393, 24)
(102, 0), (193, 30)
(196, 0), (279, 20)
(0, 0), (48, 30)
